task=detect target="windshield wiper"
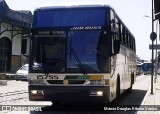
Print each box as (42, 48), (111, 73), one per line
(70, 48), (87, 75)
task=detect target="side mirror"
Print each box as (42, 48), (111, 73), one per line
(114, 40), (120, 55)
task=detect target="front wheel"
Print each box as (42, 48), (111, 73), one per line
(127, 86), (132, 94)
(114, 76), (120, 104)
(116, 76), (120, 98)
(127, 73), (134, 93)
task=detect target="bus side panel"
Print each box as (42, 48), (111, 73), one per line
(109, 45), (136, 102)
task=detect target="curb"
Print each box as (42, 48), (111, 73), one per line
(137, 76), (159, 114)
(141, 86), (151, 105)
(136, 86), (150, 114)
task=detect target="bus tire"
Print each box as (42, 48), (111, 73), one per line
(131, 72), (134, 85)
(127, 86), (132, 93)
(115, 75), (120, 104)
(127, 72), (134, 93)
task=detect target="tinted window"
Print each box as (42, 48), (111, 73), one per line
(34, 9), (107, 27)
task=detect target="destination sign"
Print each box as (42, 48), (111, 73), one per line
(36, 31), (65, 35)
(34, 26), (103, 35)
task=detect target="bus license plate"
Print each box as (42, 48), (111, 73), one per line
(37, 75), (58, 80)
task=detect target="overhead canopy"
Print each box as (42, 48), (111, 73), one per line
(154, 0), (160, 14)
(0, 0), (32, 29)
(154, 0), (160, 20)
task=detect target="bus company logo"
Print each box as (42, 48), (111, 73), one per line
(2, 106), (11, 111)
(70, 26), (102, 30)
(63, 80), (69, 85)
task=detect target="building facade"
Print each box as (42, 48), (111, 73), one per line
(0, 0), (32, 73)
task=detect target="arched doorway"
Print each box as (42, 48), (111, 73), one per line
(0, 37), (11, 72)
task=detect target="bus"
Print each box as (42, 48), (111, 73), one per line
(136, 62), (143, 75)
(142, 62), (152, 75)
(28, 5), (136, 105)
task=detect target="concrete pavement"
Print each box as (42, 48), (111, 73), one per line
(138, 76), (160, 114)
(0, 80), (51, 114)
(1, 75), (160, 114)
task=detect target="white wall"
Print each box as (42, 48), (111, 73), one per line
(1, 22), (22, 55)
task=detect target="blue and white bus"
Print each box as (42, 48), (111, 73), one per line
(136, 61), (143, 75)
(142, 62), (152, 75)
(28, 5), (136, 104)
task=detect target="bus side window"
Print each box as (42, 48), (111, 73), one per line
(131, 37), (135, 51)
(122, 27), (126, 45)
(126, 31), (129, 47)
(132, 39), (134, 51)
(115, 17), (119, 40)
(120, 24), (123, 44)
(133, 39), (136, 51)
(130, 37), (133, 50)
(128, 34), (131, 49)
(110, 9), (115, 30)
(127, 32), (130, 48)
(118, 22), (122, 43)
(97, 31), (110, 72)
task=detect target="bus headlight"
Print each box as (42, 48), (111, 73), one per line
(97, 91), (103, 96)
(31, 90), (44, 95)
(90, 91), (103, 96)
(31, 90), (37, 94)
(31, 90), (44, 100)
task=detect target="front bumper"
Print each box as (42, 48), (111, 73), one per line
(29, 85), (110, 104)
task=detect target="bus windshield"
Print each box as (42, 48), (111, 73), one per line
(31, 30), (110, 73)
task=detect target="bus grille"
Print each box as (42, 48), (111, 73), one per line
(47, 80), (86, 84)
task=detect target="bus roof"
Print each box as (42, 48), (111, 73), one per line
(34, 5), (112, 12)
